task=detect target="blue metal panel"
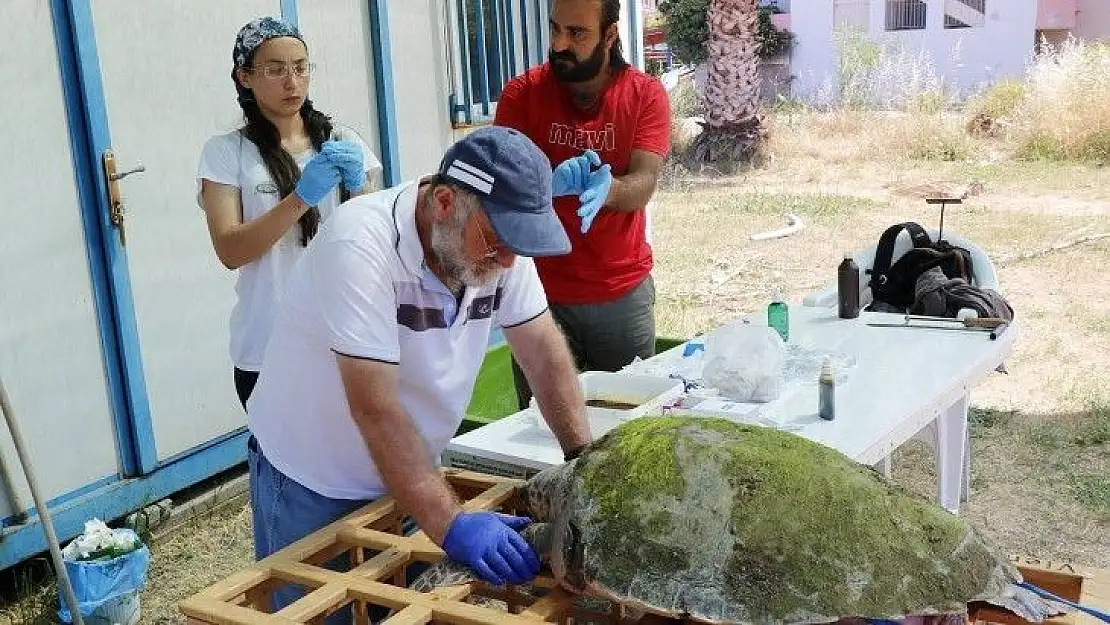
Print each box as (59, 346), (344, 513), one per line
(629, 0), (642, 68)
(474, 0), (491, 116)
(490, 0), (506, 95)
(518, 0), (531, 74)
(367, 0), (401, 186)
(281, 0), (299, 27)
(504, 0), (517, 78)
(448, 93), (460, 126)
(48, 0), (149, 478)
(0, 432), (248, 570)
(2, 476), (116, 528)
(532, 0), (544, 66)
(457, 0), (475, 125)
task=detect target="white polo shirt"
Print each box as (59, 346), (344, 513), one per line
(246, 180), (549, 500)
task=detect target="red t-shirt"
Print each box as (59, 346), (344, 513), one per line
(494, 64), (671, 305)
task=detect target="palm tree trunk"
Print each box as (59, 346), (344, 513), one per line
(690, 0), (764, 168)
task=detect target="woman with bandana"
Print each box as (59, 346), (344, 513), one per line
(196, 17), (382, 409)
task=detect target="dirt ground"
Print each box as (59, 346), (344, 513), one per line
(3, 111), (1107, 623)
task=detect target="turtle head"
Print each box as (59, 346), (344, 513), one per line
(520, 519), (585, 591)
(518, 522), (554, 562)
(520, 461), (574, 521)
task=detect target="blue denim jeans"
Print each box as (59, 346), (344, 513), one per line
(247, 436), (426, 623)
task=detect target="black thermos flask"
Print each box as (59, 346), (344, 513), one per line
(838, 253), (860, 319)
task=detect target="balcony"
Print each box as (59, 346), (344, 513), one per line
(1038, 0), (1077, 29)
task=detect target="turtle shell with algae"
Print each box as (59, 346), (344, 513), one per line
(513, 416), (1052, 624)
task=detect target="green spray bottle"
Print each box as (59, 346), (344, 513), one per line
(768, 295), (789, 343)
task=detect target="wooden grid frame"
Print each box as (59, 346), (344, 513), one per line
(179, 468), (1110, 625)
(180, 469), (610, 625)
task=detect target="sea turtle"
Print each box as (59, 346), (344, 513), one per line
(416, 416), (1058, 624)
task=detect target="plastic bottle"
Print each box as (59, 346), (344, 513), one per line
(818, 359), (836, 421)
(768, 296), (789, 342)
(838, 252), (861, 319)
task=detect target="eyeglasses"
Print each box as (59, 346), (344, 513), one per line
(471, 214), (502, 260)
(250, 62), (315, 80)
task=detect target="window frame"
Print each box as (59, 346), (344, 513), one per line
(445, 0), (551, 127)
(884, 0), (928, 31)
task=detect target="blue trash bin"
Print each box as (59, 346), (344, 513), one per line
(58, 528), (150, 625)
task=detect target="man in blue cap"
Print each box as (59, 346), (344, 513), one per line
(245, 126), (592, 617)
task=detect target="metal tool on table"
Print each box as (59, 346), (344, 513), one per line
(925, 183), (981, 242)
(868, 314), (1010, 340)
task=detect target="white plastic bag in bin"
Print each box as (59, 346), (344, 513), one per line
(701, 324), (786, 403)
(58, 519), (150, 625)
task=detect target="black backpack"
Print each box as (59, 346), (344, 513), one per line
(867, 222), (975, 311)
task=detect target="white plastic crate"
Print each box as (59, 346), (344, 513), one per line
(440, 450), (538, 479)
(530, 371), (684, 438)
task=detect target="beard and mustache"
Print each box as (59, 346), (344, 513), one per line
(427, 41), (610, 286)
(429, 212), (505, 288)
(549, 37), (607, 83)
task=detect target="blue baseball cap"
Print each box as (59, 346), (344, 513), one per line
(437, 126), (571, 257)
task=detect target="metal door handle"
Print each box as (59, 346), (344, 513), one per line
(102, 149), (143, 246)
(109, 164), (145, 181)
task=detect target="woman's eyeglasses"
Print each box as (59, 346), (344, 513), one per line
(250, 62), (315, 80)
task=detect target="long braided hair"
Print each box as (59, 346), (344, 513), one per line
(232, 65), (344, 246)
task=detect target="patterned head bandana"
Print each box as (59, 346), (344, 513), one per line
(233, 16), (305, 69)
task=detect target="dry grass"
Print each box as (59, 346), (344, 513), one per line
(137, 502), (255, 624)
(758, 36), (1110, 166)
(1009, 38), (1110, 161)
(0, 500), (253, 625)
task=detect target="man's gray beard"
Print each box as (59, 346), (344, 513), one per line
(429, 219), (504, 288)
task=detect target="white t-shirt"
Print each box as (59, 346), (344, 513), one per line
(195, 125), (383, 371)
(246, 181), (549, 500)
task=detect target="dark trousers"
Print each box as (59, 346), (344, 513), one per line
(234, 367), (259, 411)
(511, 275), (656, 410)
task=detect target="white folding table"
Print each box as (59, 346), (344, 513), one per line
(445, 306), (1017, 513)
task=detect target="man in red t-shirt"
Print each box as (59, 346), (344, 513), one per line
(494, 0), (671, 409)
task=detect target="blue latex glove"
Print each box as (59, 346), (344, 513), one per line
(321, 140), (366, 192)
(293, 149), (343, 206)
(552, 149), (602, 197)
(441, 511), (541, 586)
(576, 163), (612, 234)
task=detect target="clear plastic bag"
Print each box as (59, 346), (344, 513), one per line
(701, 324), (786, 403)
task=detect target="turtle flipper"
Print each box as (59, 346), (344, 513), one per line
(409, 559), (480, 592)
(978, 583), (1070, 623)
